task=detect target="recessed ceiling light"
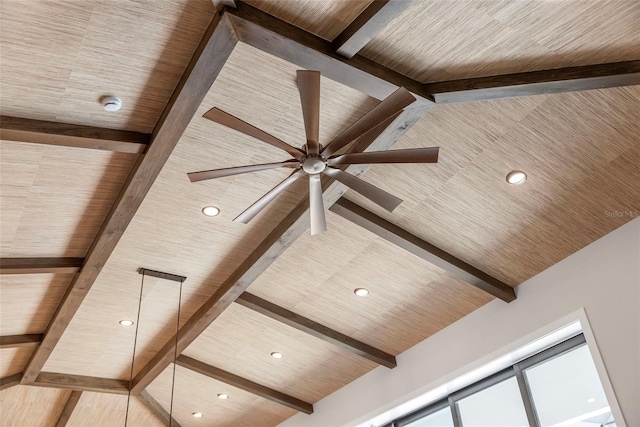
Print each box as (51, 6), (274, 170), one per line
(201, 206), (220, 217)
(192, 412), (203, 418)
(271, 352), (284, 359)
(354, 288), (369, 297)
(119, 320), (134, 326)
(506, 170), (527, 186)
(217, 393), (229, 400)
(587, 398), (596, 403)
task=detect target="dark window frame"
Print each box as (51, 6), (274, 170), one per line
(383, 333), (590, 427)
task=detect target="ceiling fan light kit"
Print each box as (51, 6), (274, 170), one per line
(188, 70), (440, 235)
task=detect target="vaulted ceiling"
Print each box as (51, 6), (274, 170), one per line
(1, 1), (638, 426)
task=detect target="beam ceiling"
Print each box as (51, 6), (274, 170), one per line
(329, 198), (516, 302)
(425, 60), (640, 103)
(0, 258), (84, 275)
(235, 293), (397, 368)
(0, 116), (149, 154)
(2, 1), (639, 425)
(20, 10), (238, 385)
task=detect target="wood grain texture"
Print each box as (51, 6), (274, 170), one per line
(0, 274), (72, 336)
(1, 372), (22, 390)
(0, 142), (136, 258)
(131, 105), (430, 393)
(246, 210), (495, 357)
(55, 390), (82, 427)
(360, 0), (640, 82)
(227, 2), (432, 103)
(344, 85), (640, 286)
(0, 258), (84, 274)
(34, 372), (129, 395)
(66, 392), (167, 427)
(177, 354), (313, 414)
(182, 303), (379, 404)
(0, 334), (42, 348)
(334, 0), (411, 59)
(139, 390), (182, 427)
(21, 12), (238, 384)
(426, 61), (640, 103)
(330, 198), (516, 301)
(0, 386), (70, 426)
(146, 364), (298, 427)
(0, 0), (214, 132)
(0, 116), (149, 153)
(1, 347), (34, 377)
(236, 292), (396, 367)
(245, 0), (372, 41)
(40, 43), (379, 381)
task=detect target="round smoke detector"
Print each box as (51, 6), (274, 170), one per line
(102, 96), (122, 112)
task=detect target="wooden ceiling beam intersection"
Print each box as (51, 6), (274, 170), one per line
(425, 60), (640, 103)
(212, 0), (236, 12)
(33, 372), (129, 395)
(0, 373), (22, 391)
(0, 116), (149, 154)
(19, 9), (239, 386)
(0, 257), (84, 274)
(176, 355), (314, 414)
(54, 390), (82, 427)
(330, 198), (516, 302)
(226, 2), (432, 104)
(235, 293), (397, 368)
(130, 104), (431, 393)
(333, 0), (411, 59)
(0, 334), (43, 349)
(139, 390), (183, 427)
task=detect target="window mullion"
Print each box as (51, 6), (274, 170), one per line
(514, 364), (541, 427)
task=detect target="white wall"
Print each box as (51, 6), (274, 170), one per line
(280, 218), (640, 427)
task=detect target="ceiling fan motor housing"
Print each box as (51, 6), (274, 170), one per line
(301, 155), (327, 174)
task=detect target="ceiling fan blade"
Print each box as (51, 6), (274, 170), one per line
(308, 173), (327, 235)
(322, 167), (402, 212)
(297, 70), (321, 155)
(204, 108), (304, 160)
(321, 87), (416, 157)
(348, 112), (400, 155)
(234, 170), (303, 224)
(327, 147), (439, 166)
(188, 161), (299, 183)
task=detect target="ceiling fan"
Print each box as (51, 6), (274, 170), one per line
(188, 70), (439, 235)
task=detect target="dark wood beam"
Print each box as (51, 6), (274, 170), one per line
(33, 372), (129, 395)
(139, 390), (182, 427)
(55, 391), (82, 427)
(0, 373), (22, 391)
(0, 334), (42, 349)
(226, 2), (432, 103)
(425, 61), (640, 103)
(176, 355), (313, 414)
(131, 104), (430, 393)
(236, 293), (396, 368)
(0, 258), (84, 275)
(0, 116), (149, 154)
(20, 12), (238, 385)
(330, 198), (516, 302)
(212, 0), (236, 11)
(334, 0), (410, 59)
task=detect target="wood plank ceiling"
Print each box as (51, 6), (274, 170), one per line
(1, 0), (638, 425)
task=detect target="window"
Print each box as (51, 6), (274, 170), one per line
(456, 376), (529, 427)
(402, 406), (454, 427)
(523, 343), (615, 427)
(384, 334), (616, 427)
